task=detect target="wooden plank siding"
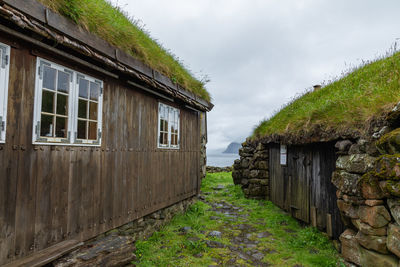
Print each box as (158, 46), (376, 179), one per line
(268, 143), (344, 239)
(0, 37), (201, 265)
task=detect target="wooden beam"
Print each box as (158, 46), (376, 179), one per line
(3, 240), (82, 267)
(311, 206), (317, 227)
(0, 24), (119, 79)
(127, 80), (174, 102)
(326, 213), (333, 238)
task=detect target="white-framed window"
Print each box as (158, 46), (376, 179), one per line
(280, 144), (287, 165)
(32, 58), (103, 146)
(158, 103), (180, 149)
(0, 42), (10, 143)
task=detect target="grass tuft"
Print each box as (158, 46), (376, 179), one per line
(36, 0), (211, 101)
(253, 48), (400, 140)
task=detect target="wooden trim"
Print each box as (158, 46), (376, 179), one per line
(3, 240), (82, 267)
(127, 80), (174, 102)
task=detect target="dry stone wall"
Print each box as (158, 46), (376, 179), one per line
(333, 111), (400, 266)
(52, 197), (196, 266)
(232, 141), (269, 199)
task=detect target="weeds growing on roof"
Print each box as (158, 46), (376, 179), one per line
(253, 44), (400, 139)
(37, 0), (211, 101)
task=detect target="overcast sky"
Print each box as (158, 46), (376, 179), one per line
(110, 0), (400, 151)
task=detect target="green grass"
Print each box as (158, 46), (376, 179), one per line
(134, 172), (341, 266)
(36, 0), (210, 101)
(253, 51), (400, 140)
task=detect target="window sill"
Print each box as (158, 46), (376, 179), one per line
(32, 141), (101, 147)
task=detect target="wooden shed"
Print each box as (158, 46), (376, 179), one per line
(269, 142), (344, 239)
(0, 0), (213, 266)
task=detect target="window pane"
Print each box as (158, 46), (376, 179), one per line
(41, 90), (54, 113)
(57, 71), (70, 93)
(163, 133), (168, 145)
(88, 121), (97, 140)
(78, 99), (88, 118)
(171, 135), (175, 145)
(159, 133), (164, 145)
(40, 114), (54, 137)
(55, 116), (67, 138)
(79, 78), (89, 99)
(89, 102), (98, 120)
(56, 94), (68, 115)
(43, 66), (56, 90)
(90, 82), (100, 101)
(77, 120), (87, 139)
(172, 135), (178, 146)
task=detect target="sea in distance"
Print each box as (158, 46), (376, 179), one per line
(207, 150), (239, 167)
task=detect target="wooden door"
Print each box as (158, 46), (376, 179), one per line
(269, 143), (286, 209)
(288, 146), (311, 223)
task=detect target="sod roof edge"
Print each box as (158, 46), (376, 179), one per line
(1, 0), (213, 111)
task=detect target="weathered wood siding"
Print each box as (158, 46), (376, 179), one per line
(0, 37), (201, 265)
(269, 143), (344, 239)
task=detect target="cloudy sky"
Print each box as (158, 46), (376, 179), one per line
(110, 0), (400, 151)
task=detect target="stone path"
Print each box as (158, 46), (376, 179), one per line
(135, 174), (339, 266)
(182, 184), (301, 266)
(198, 194), (276, 266)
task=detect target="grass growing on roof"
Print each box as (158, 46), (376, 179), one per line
(36, 0), (210, 101)
(253, 51), (400, 139)
(134, 172), (341, 266)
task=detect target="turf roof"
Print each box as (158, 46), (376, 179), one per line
(36, 0), (210, 101)
(252, 51), (400, 143)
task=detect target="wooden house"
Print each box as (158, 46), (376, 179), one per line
(0, 0), (213, 266)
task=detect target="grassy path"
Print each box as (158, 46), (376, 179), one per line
(134, 173), (341, 266)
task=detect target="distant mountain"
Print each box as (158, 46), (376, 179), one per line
(223, 142), (241, 154)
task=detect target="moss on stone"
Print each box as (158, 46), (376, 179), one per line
(386, 180), (400, 197)
(376, 129), (400, 154)
(373, 154), (400, 181)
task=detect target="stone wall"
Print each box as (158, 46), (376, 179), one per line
(52, 197), (196, 266)
(232, 140), (269, 199)
(333, 130), (400, 265)
(206, 166), (233, 173)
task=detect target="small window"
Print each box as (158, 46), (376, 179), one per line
(0, 43), (10, 143)
(280, 144), (287, 165)
(158, 103), (180, 149)
(74, 74), (103, 145)
(33, 58), (103, 146)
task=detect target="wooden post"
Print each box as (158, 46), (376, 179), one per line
(326, 213), (332, 238)
(311, 206), (317, 227)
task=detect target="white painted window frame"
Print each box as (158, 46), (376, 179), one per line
(157, 102), (180, 149)
(32, 58), (103, 146)
(0, 43), (10, 143)
(280, 144), (287, 165)
(73, 72), (103, 145)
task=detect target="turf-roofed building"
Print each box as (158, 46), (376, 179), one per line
(233, 52), (400, 266)
(0, 0), (212, 266)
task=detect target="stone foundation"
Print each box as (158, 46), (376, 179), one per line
(333, 121), (400, 265)
(51, 197), (197, 266)
(232, 141), (269, 199)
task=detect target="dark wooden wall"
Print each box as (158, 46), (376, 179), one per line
(0, 37), (201, 265)
(269, 143), (344, 239)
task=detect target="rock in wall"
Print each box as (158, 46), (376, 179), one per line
(232, 140), (269, 199)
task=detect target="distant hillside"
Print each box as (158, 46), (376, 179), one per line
(223, 142), (241, 154)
